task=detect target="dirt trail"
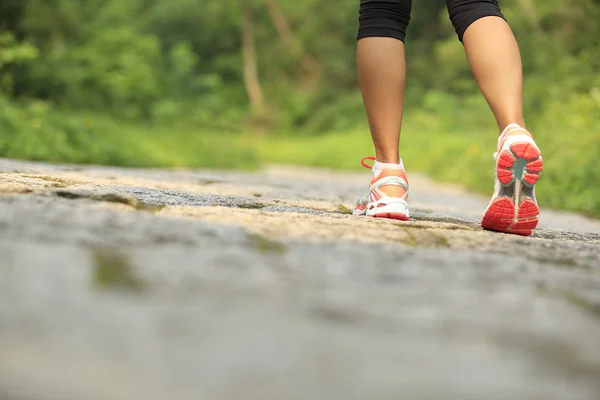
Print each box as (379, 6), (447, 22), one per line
(1, 158), (599, 400)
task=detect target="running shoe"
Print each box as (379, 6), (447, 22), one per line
(353, 156), (410, 220)
(482, 124), (543, 236)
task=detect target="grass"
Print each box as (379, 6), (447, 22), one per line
(0, 104), (258, 170)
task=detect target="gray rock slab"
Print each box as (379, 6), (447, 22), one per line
(0, 158), (599, 400)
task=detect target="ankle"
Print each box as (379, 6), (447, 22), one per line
(500, 123), (531, 139)
(498, 117), (525, 132)
(373, 159), (404, 178)
(374, 149), (400, 164)
(375, 157), (400, 164)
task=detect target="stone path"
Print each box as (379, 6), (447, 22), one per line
(1, 158), (599, 400)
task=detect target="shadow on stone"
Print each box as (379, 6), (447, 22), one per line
(201, 179), (221, 185)
(395, 227), (451, 248)
(55, 189), (138, 208)
(411, 212), (479, 228)
(310, 305), (360, 324)
(537, 286), (600, 317)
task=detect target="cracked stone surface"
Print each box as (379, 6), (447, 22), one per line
(0, 158), (599, 400)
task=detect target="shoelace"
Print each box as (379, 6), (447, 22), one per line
(356, 157), (376, 205)
(360, 156), (376, 169)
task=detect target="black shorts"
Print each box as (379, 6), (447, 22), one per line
(357, 0), (506, 43)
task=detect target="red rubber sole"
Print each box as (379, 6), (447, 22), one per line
(372, 212), (410, 221)
(497, 142), (543, 186)
(482, 140), (543, 236)
(482, 197), (539, 236)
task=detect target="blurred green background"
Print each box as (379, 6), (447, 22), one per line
(0, 0), (598, 216)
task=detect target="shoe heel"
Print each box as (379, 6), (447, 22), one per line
(481, 197), (539, 236)
(367, 200), (410, 221)
(485, 139), (542, 237)
(513, 198), (540, 235)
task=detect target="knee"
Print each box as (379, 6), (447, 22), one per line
(358, 0), (413, 43)
(447, 0), (505, 42)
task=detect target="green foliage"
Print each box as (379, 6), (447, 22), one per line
(0, 33), (38, 68)
(0, 97), (117, 164)
(0, 96), (257, 169)
(66, 27), (162, 117)
(0, 32), (39, 95)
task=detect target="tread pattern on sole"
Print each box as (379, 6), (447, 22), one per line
(497, 151), (517, 185)
(482, 197), (514, 231)
(498, 142), (543, 186)
(482, 197), (539, 236)
(483, 140), (543, 237)
(524, 157), (543, 185)
(511, 142), (540, 160)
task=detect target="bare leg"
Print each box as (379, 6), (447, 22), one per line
(357, 37), (406, 164)
(462, 15), (543, 236)
(462, 16), (525, 131)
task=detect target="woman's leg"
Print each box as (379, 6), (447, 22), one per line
(357, 0), (412, 164)
(447, 0), (524, 130)
(352, 0), (412, 221)
(446, 0), (543, 236)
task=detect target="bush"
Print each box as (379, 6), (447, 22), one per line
(0, 96), (259, 169)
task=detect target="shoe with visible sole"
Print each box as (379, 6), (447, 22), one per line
(353, 156), (410, 221)
(482, 124), (543, 236)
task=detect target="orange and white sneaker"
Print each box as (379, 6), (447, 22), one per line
(352, 156), (410, 221)
(482, 124), (543, 236)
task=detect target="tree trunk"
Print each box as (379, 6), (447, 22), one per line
(264, 0), (320, 90)
(241, 0), (265, 114)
